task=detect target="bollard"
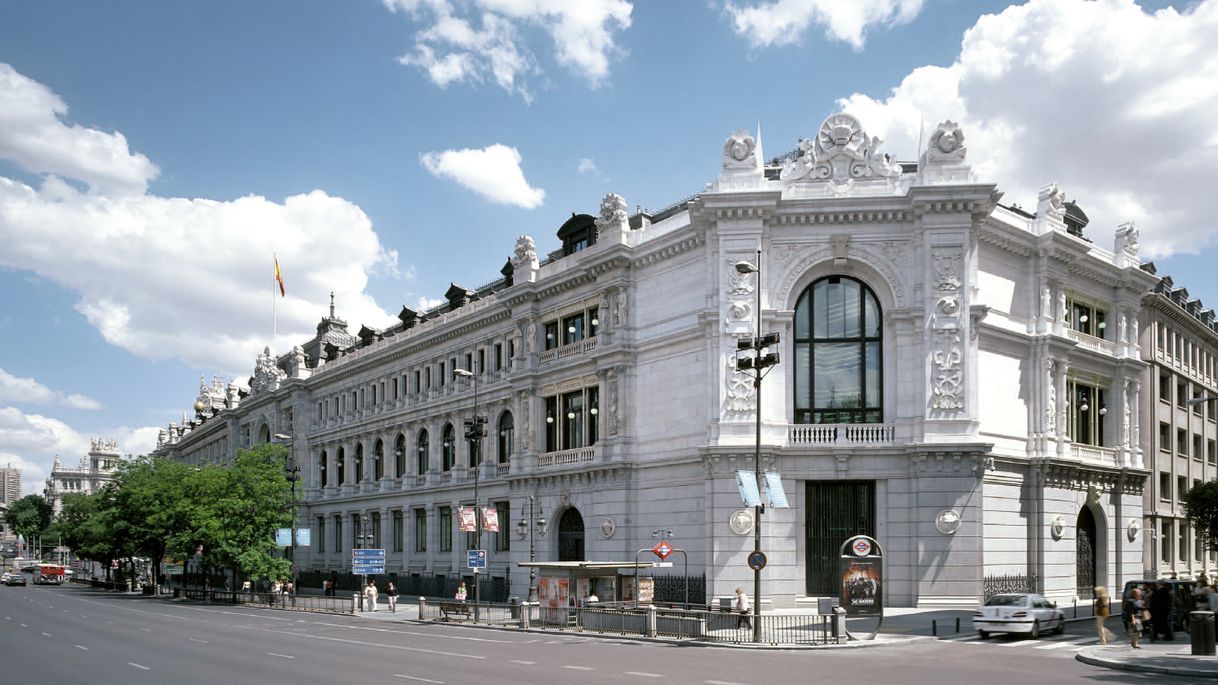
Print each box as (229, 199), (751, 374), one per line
(418, 596), (427, 620)
(1191, 611), (1216, 656)
(1073, 598), (1078, 619)
(932, 620), (938, 637)
(352, 593), (360, 614)
(520, 601), (531, 630)
(645, 605), (657, 638)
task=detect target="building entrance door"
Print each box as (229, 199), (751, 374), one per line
(557, 508), (585, 561)
(806, 481), (875, 595)
(1076, 507), (1096, 599)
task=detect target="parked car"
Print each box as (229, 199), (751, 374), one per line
(3, 573), (27, 586)
(973, 593), (1066, 639)
(1122, 580), (1195, 632)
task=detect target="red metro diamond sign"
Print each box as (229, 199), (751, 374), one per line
(651, 540), (673, 560)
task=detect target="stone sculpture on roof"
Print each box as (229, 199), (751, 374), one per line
(722, 129), (759, 171)
(596, 192), (628, 228)
(249, 346), (287, 395)
(780, 113), (900, 185)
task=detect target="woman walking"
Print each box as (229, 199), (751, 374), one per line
(1123, 587), (1145, 649)
(386, 581), (399, 613)
(1094, 586), (1110, 645)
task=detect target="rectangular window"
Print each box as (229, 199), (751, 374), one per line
(494, 343), (503, 371)
(562, 312), (585, 345)
(544, 322), (559, 350)
(1160, 423), (1172, 453)
(1160, 372), (1171, 403)
(392, 510), (404, 552)
(508, 339), (515, 361)
(1178, 381), (1188, 408)
(1162, 520), (1173, 563)
(545, 395), (558, 452)
(1196, 435), (1204, 461)
(544, 387), (599, 452)
(371, 512), (381, 548)
(334, 514), (343, 553)
(562, 390), (584, 450)
(495, 501), (510, 552)
(414, 509), (427, 552)
(380, 381), (385, 404)
(1160, 473), (1172, 501)
(465, 352), (473, 372)
(439, 506), (453, 552)
(1209, 439), (1217, 466)
(1181, 522), (1190, 563)
(317, 516), (325, 554)
(439, 361), (445, 386)
(477, 348), (485, 374)
(1178, 428), (1188, 455)
(1067, 381), (1105, 447)
(415, 370), (422, 393)
(1066, 298), (1108, 339)
(1178, 475), (1188, 501)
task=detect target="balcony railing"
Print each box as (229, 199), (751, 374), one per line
(1066, 329), (1116, 356)
(537, 446), (597, 468)
(539, 336), (598, 364)
(1072, 444), (1118, 466)
(788, 423), (895, 446)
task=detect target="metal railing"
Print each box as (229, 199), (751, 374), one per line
(177, 588), (354, 614)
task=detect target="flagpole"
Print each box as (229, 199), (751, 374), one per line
(272, 254), (278, 355)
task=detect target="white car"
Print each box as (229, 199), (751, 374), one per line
(973, 593), (1066, 639)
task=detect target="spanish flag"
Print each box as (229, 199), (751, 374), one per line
(274, 255), (286, 297)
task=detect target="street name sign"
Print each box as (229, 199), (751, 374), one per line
(467, 549), (487, 569)
(352, 548), (386, 574)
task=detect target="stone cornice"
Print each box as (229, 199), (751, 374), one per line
(631, 229), (707, 269)
(1142, 292), (1218, 344)
(771, 209), (909, 226)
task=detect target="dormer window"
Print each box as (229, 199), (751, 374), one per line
(557, 213), (597, 256)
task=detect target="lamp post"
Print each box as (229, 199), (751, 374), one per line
(734, 249), (780, 644)
(274, 433), (299, 589)
(516, 494), (547, 602)
(356, 515), (373, 606)
(454, 367), (486, 608)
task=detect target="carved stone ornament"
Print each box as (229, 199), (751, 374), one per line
(1127, 518), (1140, 542)
(601, 517), (616, 538)
(935, 509), (962, 535)
(930, 248), (964, 412)
(1038, 183), (1066, 224)
(729, 509), (754, 535)
(780, 113), (900, 184)
(1050, 515), (1066, 541)
(596, 192), (628, 228)
(1116, 221), (1139, 255)
(725, 360), (755, 413)
(722, 129), (759, 170)
(1045, 358), (1057, 433)
(512, 235), (538, 270)
(249, 346), (287, 395)
(927, 121), (966, 162)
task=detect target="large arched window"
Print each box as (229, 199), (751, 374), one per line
(354, 443), (365, 482)
(319, 450), (328, 487)
(416, 429), (429, 475)
(441, 423), (456, 471)
(794, 276), (883, 424)
(497, 411), (514, 464)
(373, 439), (384, 480)
(336, 447), (346, 484)
(394, 434), (406, 478)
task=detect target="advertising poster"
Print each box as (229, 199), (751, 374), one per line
(458, 506), (478, 532)
(482, 506), (499, 533)
(839, 556), (883, 617)
(539, 576), (570, 624)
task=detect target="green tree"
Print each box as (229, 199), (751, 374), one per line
(4, 494), (53, 543)
(45, 491), (120, 575)
(1184, 480), (1218, 550)
(109, 456), (195, 583)
(210, 444), (294, 585)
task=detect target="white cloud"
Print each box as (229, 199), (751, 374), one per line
(385, 0), (632, 100)
(420, 143), (545, 208)
(0, 64), (159, 195)
(0, 368), (102, 410)
(415, 296), (446, 312)
(0, 63), (401, 376)
(831, 0), (1218, 258)
(725, 0), (923, 50)
(577, 158), (600, 175)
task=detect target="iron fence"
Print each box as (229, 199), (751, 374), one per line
(983, 573), (1039, 599)
(177, 588), (353, 614)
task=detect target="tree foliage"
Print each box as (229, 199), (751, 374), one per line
(4, 494), (53, 541)
(1183, 480), (1218, 550)
(44, 444), (296, 583)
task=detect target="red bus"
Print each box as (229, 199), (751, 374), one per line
(33, 564), (66, 585)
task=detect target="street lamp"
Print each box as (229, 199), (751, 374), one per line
(274, 433), (299, 588)
(733, 249), (780, 644)
(516, 494), (547, 602)
(454, 367), (486, 609)
(1187, 395), (1217, 408)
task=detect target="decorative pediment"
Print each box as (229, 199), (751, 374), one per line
(780, 113), (900, 186)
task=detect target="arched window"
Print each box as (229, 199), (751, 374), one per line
(416, 429), (429, 475)
(373, 439), (384, 480)
(394, 434), (406, 478)
(442, 423), (455, 471)
(336, 447), (346, 484)
(319, 450), (328, 487)
(794, 276), (883, 424)
(497, 411), (514, 464)
(258, 424), (271, 443)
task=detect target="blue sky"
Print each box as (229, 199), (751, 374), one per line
(1, 0), (1215, 494)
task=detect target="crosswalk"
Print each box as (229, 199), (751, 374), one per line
(940, 632), (1102, 655)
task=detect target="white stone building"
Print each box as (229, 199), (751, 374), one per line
(42, 439), (121, 516)
(156, 113), (1158, 607)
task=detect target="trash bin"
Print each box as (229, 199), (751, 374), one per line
(1191, 611), (1216, 656)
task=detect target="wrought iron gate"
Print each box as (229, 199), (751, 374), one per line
(557, 508), (585, 561)
(806, 481), (875, 595)
(1076, 507), (1096, 599)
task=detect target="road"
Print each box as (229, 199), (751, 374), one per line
(1, 583), (1132, 684)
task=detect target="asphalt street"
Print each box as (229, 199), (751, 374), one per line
(2, 583), (1145, 684)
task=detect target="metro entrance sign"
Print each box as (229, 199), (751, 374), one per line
(352, 548), (386, 575)
(651, 540), (673, 560)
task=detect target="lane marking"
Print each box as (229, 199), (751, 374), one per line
(19, 623), (27, 627)
(141, 628), (152, 632)
(266, 652), (295, 659)
(310, 622), (516, 643)
(510, 660), (535, 665)
(706, 680), (750, 685)
(1035, 640), (1088, 650)
(626, 672), (663, 678)
(189, 638), (209, 644)
(128, 663), (151, 670)
(234, 624), (487, 660)
(76, 645), (89, 651)
(563, 665), (595, 671)
(41, 632), (52, 637)
(393, 677), (443, 684)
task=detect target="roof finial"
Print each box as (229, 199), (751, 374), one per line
(329, 291), (335, 319)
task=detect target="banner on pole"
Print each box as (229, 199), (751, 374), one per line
(458, 506), (478, 532)
(482, 506), (499, 532)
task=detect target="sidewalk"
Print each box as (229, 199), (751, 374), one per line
(1076, 642), (1218, 679)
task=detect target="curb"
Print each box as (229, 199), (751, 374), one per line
(1075, 649), (1218, 679)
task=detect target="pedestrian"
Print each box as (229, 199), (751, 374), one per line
(1093, 586), (1110, 645)
(386, 581), (398, 613)
(735, 587), (751, 630)
(271, 579), (282, 606)
(284, 579), (294, 607)
(455, 581), (468, 602)
(1149, 580), (1174, 641)
(365, 579), (379, 612)
(1123, 587), (1145, 649)
(1196, 574), (1212, 612)
(323, 577), (333, 597)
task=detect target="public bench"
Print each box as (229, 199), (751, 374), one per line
(437, 601), (473, 621)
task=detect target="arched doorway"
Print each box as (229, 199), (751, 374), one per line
(1076, 507), (1097, 599)
(557, 508), (585, 561)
